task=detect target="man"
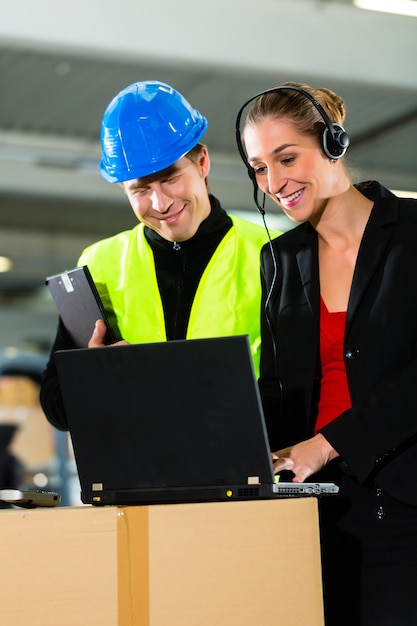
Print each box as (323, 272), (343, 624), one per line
(40, 81), (280, 430)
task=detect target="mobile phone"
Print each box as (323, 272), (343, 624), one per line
(272, 482), (339, 497)
(0, 489), (62, 508)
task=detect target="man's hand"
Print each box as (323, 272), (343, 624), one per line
(88, 319), (130, 348)
(271, 434), (339, 482)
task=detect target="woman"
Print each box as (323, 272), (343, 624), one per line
(237, 82), (417, 626)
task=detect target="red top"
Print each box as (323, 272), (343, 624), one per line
(315, 297), (352, 432)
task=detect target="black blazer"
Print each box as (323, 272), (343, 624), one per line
(259, 181), (417, 505)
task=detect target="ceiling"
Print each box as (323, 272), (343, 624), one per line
(0, 0), (416, 364)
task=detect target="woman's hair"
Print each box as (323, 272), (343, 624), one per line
(243, 82), (347, 147)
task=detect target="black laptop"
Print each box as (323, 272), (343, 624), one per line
(54, 335), (338, 505)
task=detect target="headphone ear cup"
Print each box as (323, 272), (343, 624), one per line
(322, 124), (350, 159)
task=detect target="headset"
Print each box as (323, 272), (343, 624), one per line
(235, 84), (350, 215)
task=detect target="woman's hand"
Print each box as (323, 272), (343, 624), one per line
(271, 433), (339, 482)
(88, 319), (130, 348)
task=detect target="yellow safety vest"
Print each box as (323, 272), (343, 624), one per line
(78, 216), (279, 376)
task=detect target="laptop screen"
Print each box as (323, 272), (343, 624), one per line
(55, 335), (276, 505)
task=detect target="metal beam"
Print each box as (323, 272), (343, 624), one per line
(1, 0), (416, 89)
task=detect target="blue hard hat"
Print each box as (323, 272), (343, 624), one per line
(100, 81), (208, 183)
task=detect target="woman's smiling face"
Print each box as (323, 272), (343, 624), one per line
(244, 117), (340, 223)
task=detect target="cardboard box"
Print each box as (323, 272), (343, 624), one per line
(0, 376), (39, 406)
(0, 499), (324, 625)
(0, 376), (56, 469)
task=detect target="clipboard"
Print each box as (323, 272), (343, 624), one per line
(46, 265), (122, 348)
